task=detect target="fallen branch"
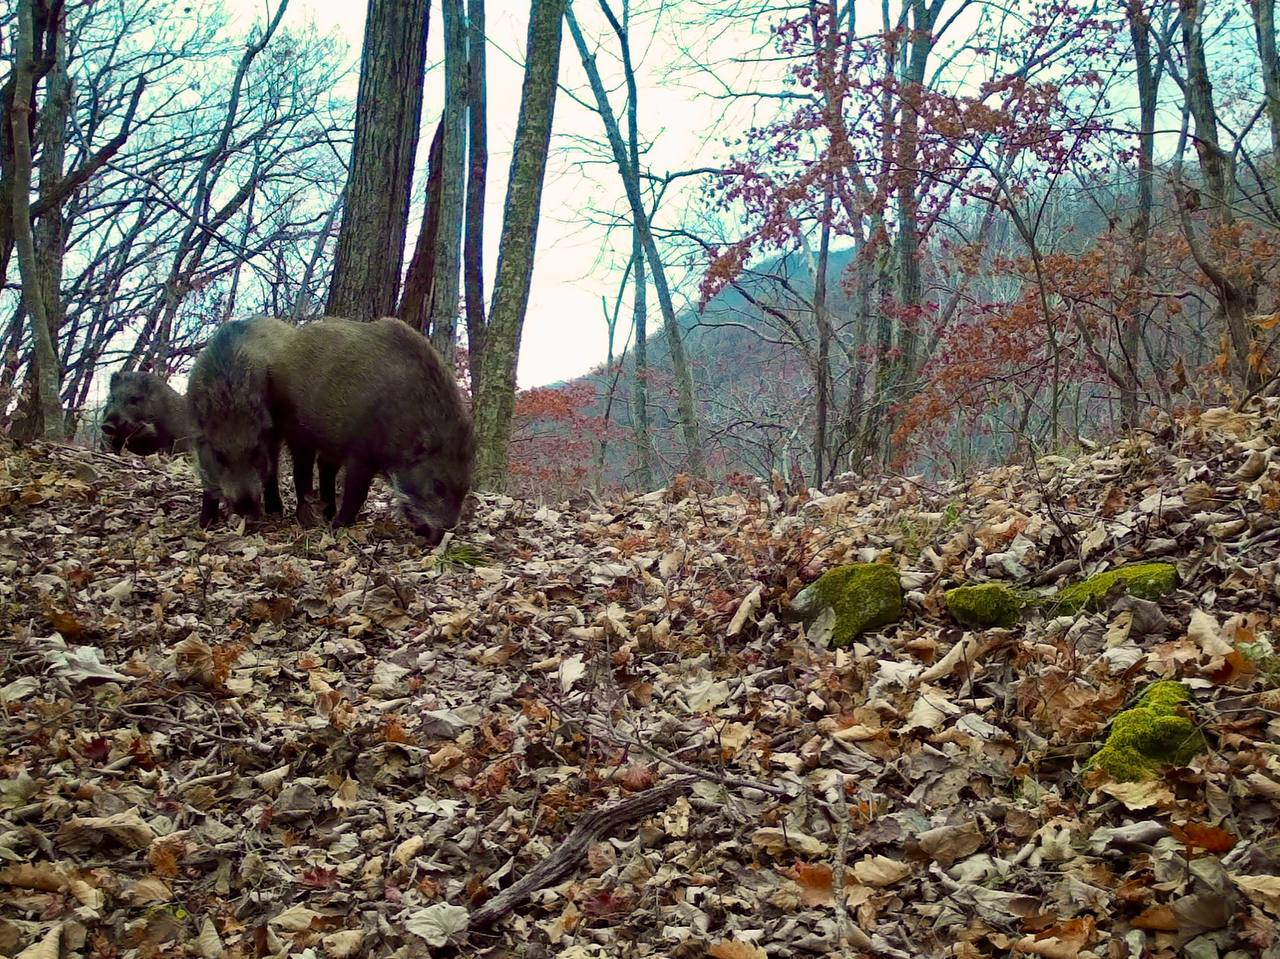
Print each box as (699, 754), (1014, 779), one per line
(469, 775), (695, 928)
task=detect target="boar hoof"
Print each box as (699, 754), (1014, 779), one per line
(296, 498), (321, 528)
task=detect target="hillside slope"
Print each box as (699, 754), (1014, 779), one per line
(0, 401), (1278, 957)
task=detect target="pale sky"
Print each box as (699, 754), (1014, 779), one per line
(225, 0), (735, 388)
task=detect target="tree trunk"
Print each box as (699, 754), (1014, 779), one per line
(428, 0), (468, 362)
(813, 179), (833, 487)
(1179, 0), (1256, 388)
(567, 1), (705, 477)
(0, 300), (25, 427)
(464, 0), (489, 395)
(293, 197), (342, 320)
(629, 222), (655, 489)
(1253, 0), (1280, 163)
(609, 0), (655, 490)
(1122, 0), (1157, 427)
(10, 0), (64, 441)
(400, 119), (446, 334)
(327, 0), (430, 322)
(31, 6), (71, 436)
(886, 0), (933, 447)
(473, 0), (566, 491)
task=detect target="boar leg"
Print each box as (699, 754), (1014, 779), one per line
(263, 438), (283, 516)
(291, 444), (319, 525)
(199, 491), (220, 529)
(319, 460), (338, 521)
(332, 459), (374, 529)
(292, 445), (316, 501)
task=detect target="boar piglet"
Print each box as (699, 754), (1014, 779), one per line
(270, 316), (473, 544)
(187, 315), (298, 527)
(100, 371), (195, 456)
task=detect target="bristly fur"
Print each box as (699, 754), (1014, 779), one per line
(269, 316), (474, 537)
(101, 371), (195, 455)
(187, 316), (298, 522)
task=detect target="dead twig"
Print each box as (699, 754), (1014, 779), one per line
(468, 775), (696, 928)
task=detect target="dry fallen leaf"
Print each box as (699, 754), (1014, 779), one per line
(707, 941), (768, 959)
(853, 855), (910, 887)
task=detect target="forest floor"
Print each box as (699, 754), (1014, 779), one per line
(1, 403), (1280, 959)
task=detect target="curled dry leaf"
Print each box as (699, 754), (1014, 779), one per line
(752, 827), (827, 858)
(174, 636), (217, 687)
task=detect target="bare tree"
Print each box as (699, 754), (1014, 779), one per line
(566, 0), (705, 477)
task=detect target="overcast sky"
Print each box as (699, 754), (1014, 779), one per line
(223, 0), (737, 388)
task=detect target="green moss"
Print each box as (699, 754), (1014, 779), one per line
(945, 583), (1024, 628)
(1053, 562), (1177, 614)
(790, 563), (903, 648)
(1086, 681), (1207, 782)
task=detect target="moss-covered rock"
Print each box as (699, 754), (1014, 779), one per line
(945, 583), (1024, 628)
(1086, 681), (1207, 782)
(790, 563), (903, 648)
(1053, 562), (1177, 614)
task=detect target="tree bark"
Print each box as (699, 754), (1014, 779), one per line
(427, 0), (468, 363)
(400, 119), (446, 335)
(606, 0), (654, 489)
(568, 0), (705, 477)
(327, 0), (430, 322)
(1179, 0), (1257, 388)
(1122, 0), (1157, 427)
(464, 0), (489, 395)
(1253, 0), (1280, 163)
(629, 222), (655, 489)
(10, 0), (65, 441)
(885, 0), (935, 452)
(813, 177), (833, 486)
(473, 0), (566, 491)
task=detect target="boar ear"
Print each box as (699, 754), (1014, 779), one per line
(110, 371), (121, 389)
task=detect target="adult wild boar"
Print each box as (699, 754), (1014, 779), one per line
(270, 316), (473, 544)
(187, 315), (298, 527)
(100, 372), (195, 456)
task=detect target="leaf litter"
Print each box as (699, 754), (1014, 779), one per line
(0, 401), (1279, 957)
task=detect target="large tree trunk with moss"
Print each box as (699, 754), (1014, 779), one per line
(566, 1), (704, 477)
(327, 0), (430, 322)
(473, 0), (565, 491)
(9, 0), (65, 441)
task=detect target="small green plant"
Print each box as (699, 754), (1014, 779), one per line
(1240, 636), (1280, 687)
(434, 541), (488, 571)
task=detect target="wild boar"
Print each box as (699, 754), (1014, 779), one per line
(99, 372), (195, 456)
(269, 316), (473, 544)
(187, 315), (298, 527)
